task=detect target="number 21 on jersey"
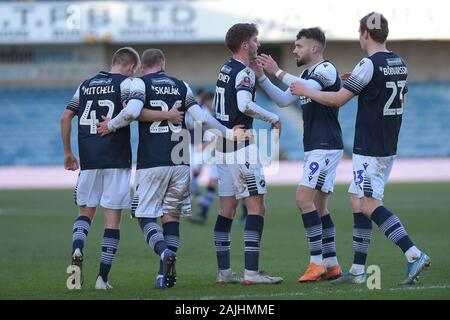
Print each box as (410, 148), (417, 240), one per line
(214, 87), (229, 121)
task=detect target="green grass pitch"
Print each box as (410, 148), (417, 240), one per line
(1, 182), (449, 300)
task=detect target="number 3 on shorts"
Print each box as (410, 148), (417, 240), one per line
(353, 170), (364, 185)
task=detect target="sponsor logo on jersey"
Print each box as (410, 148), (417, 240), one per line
(387, 58), (403, 66)
(221, 65), (232, 74)
(89, 78), (112, 86)
(152, 78), (176, 86)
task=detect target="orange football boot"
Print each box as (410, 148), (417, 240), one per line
(298, 262), (326, 282)
(323, 265), (342, 281)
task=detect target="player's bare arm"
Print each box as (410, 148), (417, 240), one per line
(138, 100), (184, 124)
(60, 109), (79, 171)
(340, 72), (352, 81)
(187, 104), (251, 142)
(290, 82), (355, 108)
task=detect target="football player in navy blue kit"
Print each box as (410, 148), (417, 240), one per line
(212, 23), (283, 285)
(61, 47), (140, 290)
(254, 27), (343, 282)
(97, 49), (248, 289)
(290, 13), (430, 285)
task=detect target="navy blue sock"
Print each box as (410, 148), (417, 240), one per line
(72, 215), (91, 255)
(158, 221), (180, 275)
(244, 214), (264, 271)
(371, 206), (414, 253)
(353, 212), (372, 265)
(98, 228), (120, 282)
(301, 210), (322, 257)
(199, 186), (216, 218)
(139, 218), (167, 256)
(214, 215), (233, 270)
(321, 214), (337, 259)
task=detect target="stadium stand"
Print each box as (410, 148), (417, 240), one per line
(0, 82), (449, 165)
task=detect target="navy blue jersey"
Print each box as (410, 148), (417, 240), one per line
(344, 52), (408, 157)
(214, 58), (256, 152)
(66, 71), (132, 170)
(299, 60), (343, 152)
(128, 71), (197, 169)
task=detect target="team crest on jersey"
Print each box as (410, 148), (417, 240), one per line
(240, 76), (252, 88)
(89, 78), (112, 86)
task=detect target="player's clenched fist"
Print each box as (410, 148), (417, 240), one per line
(290, 81), (308, 96)
(64, 153), (79, 171)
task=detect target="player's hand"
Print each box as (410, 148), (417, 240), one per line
(257, 54), (279, 76)
(167, 101), (184, 125)
(271, 120), (282, 143)
(250, 58), (264, 79)
(96, 116), (112, 136)
(64, 153), (79, 171)
(231, 124), (253, 141)
(340, 72), (351, 81)
(290, 81), (307, 96)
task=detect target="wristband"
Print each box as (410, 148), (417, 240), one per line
(258, 75), (268, 83)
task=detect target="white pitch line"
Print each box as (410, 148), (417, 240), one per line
(199, 284), (450, 300)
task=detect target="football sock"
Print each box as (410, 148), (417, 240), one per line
(301, 210), (323, 264)
(351, 212), (372, 274)
(98, 228), (120, 282)
(214, 215), (233, 270)
(139, 218), (167, 256)
(190, 172), (200, 197)
(199, 186), (216, 219)
(158, 221), (180, 275)
(371, 206), (417, 262)
(321, 214), (338, 268)
(72, 215), (91, 255)
(244, 214), (264, 271)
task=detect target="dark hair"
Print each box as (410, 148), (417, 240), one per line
(359, 12), (389, 43)
(225, 23), (258, 53)
(296, 27), (326, 49)
(112, 47), (140, 68)
(141, 48), (165, 68)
